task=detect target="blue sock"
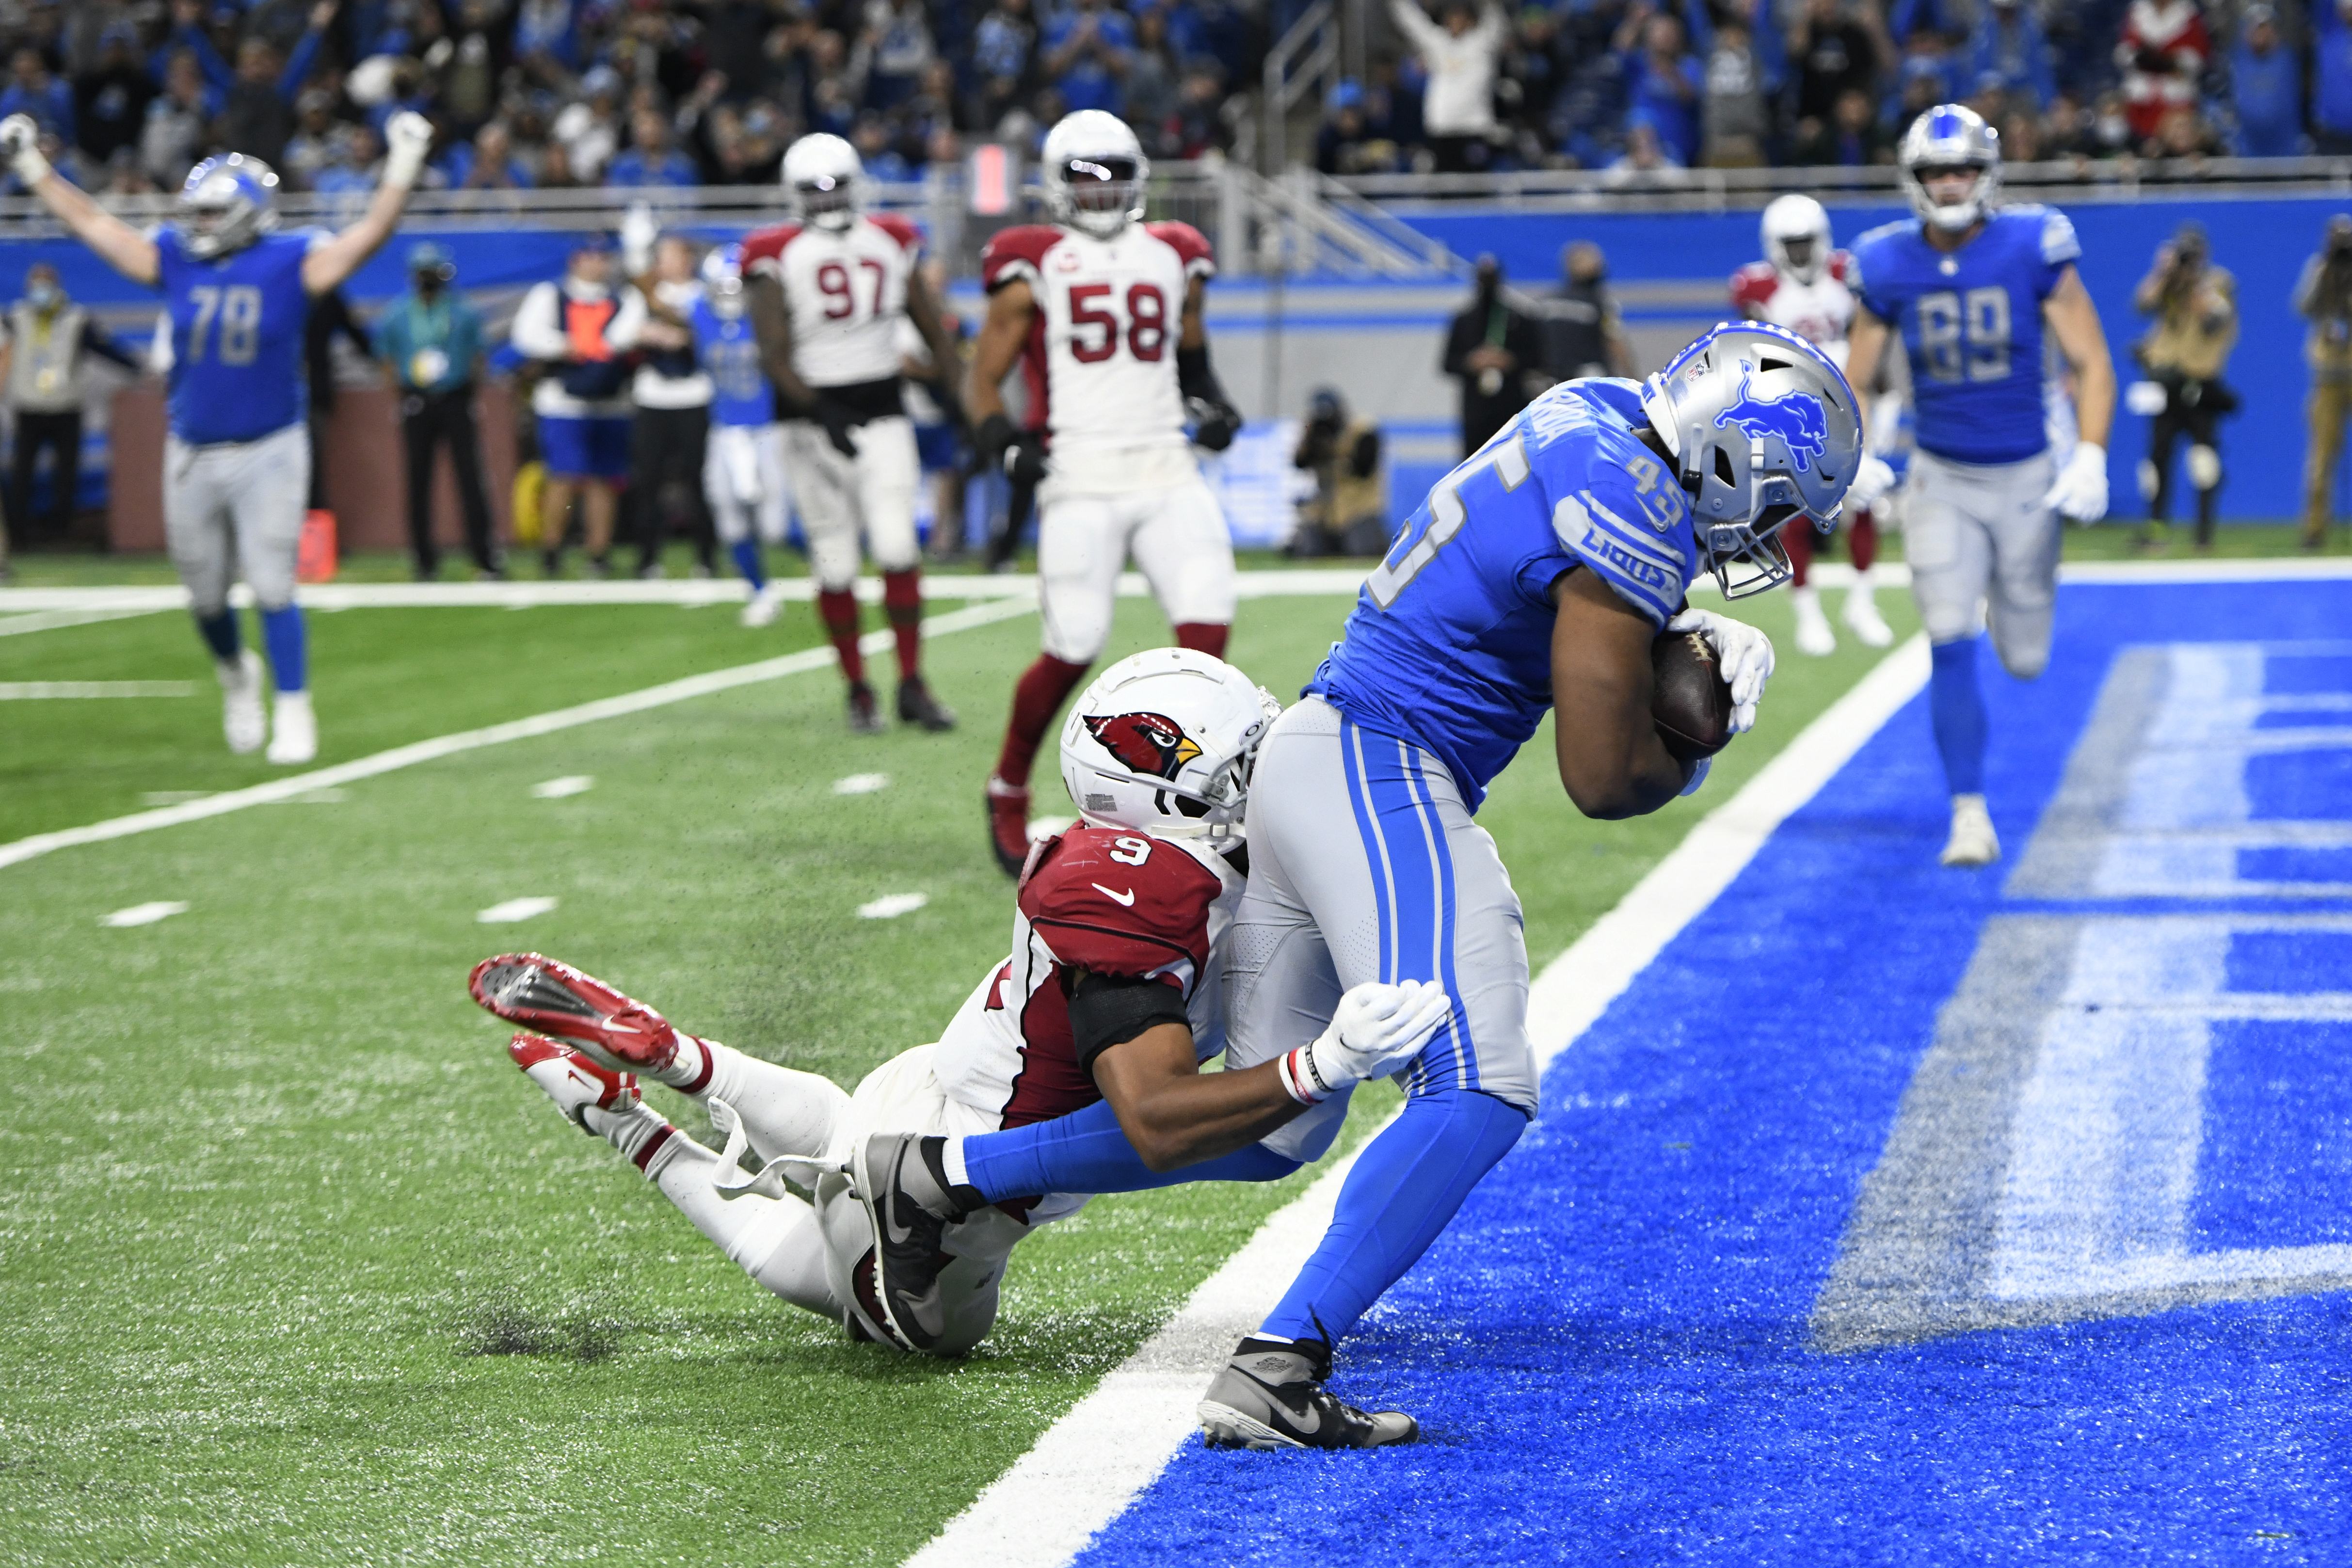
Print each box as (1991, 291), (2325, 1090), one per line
(194, 609), (240, 663)
(960, 1097), (1301, 1200)
(260, 605), (306, 694)
(1929, 637), (1987, 795)
(730, 539), (767, 592)
(1259, 1087), (1526, 1344)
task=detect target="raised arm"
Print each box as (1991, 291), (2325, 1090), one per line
(1, 117), (160, 286)
(301, 113), (432, 297)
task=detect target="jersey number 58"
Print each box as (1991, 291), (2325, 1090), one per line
(1067, 283), (1169, 364)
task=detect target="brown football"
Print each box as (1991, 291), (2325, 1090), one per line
(1651, 628), (1734, 762)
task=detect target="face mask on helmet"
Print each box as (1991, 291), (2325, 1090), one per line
(1058, 652), (1281, 848)
(798, 174), (857, 231)
(1777, 236), (1816, 276)
(1059, 156), (1140, 236)
(176, 159), (278, 260)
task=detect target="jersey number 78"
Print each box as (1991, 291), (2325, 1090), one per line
(185, 285), (263, 367)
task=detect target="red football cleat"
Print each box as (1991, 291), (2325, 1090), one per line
(507, 1032), (640, 1131)
(469, 953), (686, 1076)
(985, 776), (1031, 879)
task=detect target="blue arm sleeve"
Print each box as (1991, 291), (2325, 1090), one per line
(960, 1097), (1302, 1201)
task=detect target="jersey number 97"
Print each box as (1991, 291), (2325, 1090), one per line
(1916, 287), (2010, 384)
(186, 285), (263, 367)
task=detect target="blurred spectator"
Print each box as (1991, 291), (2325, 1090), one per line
(1125, 5), (1182, 154)
(511, 236), (646, 577)
(553, 65), (624, 180)
(1040, 0), (1135, 116)
(2130, 223), (2237, 550)
(1391, 0), (1504, 172)
(2314, 0), (2352, 154)
(433, 0), (505, 133)
(1792, 84), (1888, 162)
(217, 6), (333, 167)
(864, 0), (937, 111)
(1544, 240), (1634, 380)
(628, 234), (716, 577)
(1794, 0), (1881, 132)
(283, 88), (341, 186)
(1604, 112), (1690, 181)
(72, 28), (153, 165)
(1443, 255), (1545, 455)
(1968, 0), (2057, 111)
(1, 47), (75, 143)
(1615, 5), (1702, 165)
(2117, 0), (2208, 143)
(1317, 78), (1400, 171)
(1291, 386), (1389, 557)
(1169, 61), (1233, 155)
(515, 0), (583, 72)
(1700, 16), (1770, 166)
(2145, 102), (2222, 163)
(2295, 214), (2352, 548)
(608, 106), (700, 185)
(378, 242), (500, 579)
(313, 122), (383, 193)
(448, 121), (536, 188)
(972, 0), (1039, 127)
(140, 50), (218, 186)
(0, 263), (136, 562)
(2230, 4), (2302, 156)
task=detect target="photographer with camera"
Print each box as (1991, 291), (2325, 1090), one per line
(2128, 222), (2238, 553)
(2298, 214), (2352, 552)
(1290, 386), (1388, 558)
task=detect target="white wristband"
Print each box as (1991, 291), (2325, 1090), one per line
(1276, 1046), (1328, 1105)
(11, 143), (50, 186)
(383, 141), (427, 191)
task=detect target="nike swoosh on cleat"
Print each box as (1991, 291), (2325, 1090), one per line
(1234, 1370), (1320, 1435)
(1092, 883), (1136, 906)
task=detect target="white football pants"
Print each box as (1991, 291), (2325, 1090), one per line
(777, 415), (920, 591)
(637, 1039), (1031, 1357)
(1036, 478), (1237, 664)
(164, 422), (309, 616)
(703, 422), (789, 547)
(1902, 448), (2062, 678)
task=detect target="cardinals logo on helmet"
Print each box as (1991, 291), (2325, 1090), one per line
(1082, 711), (1202, 780)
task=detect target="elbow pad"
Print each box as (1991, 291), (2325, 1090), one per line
(1066, 969), (1192, 1081)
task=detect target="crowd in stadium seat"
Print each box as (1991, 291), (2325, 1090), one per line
(0, 0), (2334, 199)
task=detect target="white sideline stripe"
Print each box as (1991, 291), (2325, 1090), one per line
(0, 681), (196, 698)
(0, 596), (1039, 876)
(0, 607), (167, 637)
(904, 633), (1936, 1568)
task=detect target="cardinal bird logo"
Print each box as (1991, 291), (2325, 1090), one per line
(1083, 711), (1202, 780)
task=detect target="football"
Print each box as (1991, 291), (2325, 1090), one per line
(1652, 628), (1735, 761)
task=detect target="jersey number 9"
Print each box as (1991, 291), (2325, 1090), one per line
(187, 285), (263, 367)
(817, 259), (888, 321)
(1067, 283), (1168, 364)
(1917, 286), (2011, 384)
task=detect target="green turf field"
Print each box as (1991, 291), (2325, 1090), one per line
(0, 584), (1919, 1566)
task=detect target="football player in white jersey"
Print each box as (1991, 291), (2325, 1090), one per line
(744, 133), (961, 734)
(966, 109), (1247, 877)
(1731, 194), (1896, 657)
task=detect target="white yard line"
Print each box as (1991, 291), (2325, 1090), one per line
(904, 633), (1935, 1568)
(0, 681), (197, 699)
(0, 607), (169, 637)
(0, 596), (1039, 875)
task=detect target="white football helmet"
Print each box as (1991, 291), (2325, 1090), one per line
(1639, 320), (1863, 598)
(782, 132), (864, 232)
(1899, 104), (2001, 235)
(1760, 194), (1832, 286)
(1059, 648), (1280, 848)
(1041, 110), (1148, 239)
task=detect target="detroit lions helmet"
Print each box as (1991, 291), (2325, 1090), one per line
(177, 154), (280, 259)
(1059, 648), (1280, 848)
(1760, 194), (1832, 286)
(782, 133), (864, 232)
(1639, 321), (1863, 598)
(1041, 110), (1148, 239)
(1899, 104), (2002, 235)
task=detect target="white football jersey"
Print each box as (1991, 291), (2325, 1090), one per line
(742, 213), (923, 389)
(1730, 253), (1857, 369)
(981, 219), (1216, 493)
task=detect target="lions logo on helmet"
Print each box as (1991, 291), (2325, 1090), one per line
(177, 153), (280, 260)
(1082, 711), (1202, 781)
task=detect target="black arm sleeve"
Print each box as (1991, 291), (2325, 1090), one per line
(1066, 969), (1193, 1081)
(1176, 342), (1229, 407)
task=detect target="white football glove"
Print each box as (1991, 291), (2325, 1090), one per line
(381, 111), (434, 190)
(1277, 979), (1455, 1105)
(2043, 441), (2108, 524)
(0, 114), (49, 185)
(621, 202), (659, 276)
(1846, 452), (1896, 512)
(1666, 608), (1773, 735)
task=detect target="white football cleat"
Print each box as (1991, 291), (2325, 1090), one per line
(1842, 586), (1895, 648)
(217, 650), (266, 754)
(1790, 586), (1836, 657)
(266, 689), (316, 765)
(508, 1032), (640, 1132)
(1940, 793), (2001, 867)
(740, 583), (783, 628)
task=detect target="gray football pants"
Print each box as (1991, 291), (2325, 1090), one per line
(165, 423), (310, 616)
(1903, 448), (2060, 677)
(1224, 696), (1539, 1165)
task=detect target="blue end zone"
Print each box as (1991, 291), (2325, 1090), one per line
(1078, 582), (2352, 1566)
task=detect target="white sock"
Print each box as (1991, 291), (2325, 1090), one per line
(672, 1038), (852, 1167)
(646, 1033), (715, 1091)
(586, 1100), (683, 1177)
(941, 1136), (972, 1189)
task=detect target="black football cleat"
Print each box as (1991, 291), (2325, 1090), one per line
(1198, 1336), (1419, 1450)
(849, 1133), (969, 1351)
(897, 676), (957, 732)
(847, 681), (886, 734)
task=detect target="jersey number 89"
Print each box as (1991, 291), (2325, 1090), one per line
(1917, 287), (2011, 384)
(1067, 283), (1168, 364)
(186, 285), (263, 367)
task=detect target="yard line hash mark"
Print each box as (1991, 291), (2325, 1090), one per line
(833, 773), (892, 795)
(858, 893), (929, 920)
(478, 897), (559, 924)
(101, 901), (189, 928)
(531, 776), (596, 799)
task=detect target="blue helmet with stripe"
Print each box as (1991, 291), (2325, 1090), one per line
(177, 153), (280, 260)
(1899, 104), (2001, 234)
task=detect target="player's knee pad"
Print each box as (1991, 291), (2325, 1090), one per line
(2188, 444), (2222, 490)
(2137, 458), (2160, 500)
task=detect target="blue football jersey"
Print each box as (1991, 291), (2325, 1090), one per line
(1307, 378), (1700, 808)
(153, 227), (317, 445)
(1850, 206), (2080, 465)
(691, 297), (774, 428)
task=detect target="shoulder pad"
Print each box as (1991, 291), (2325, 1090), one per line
(981, 225), (1064, 291)
(1018, 829), (1220, 982)
(2032, 207), (2081, 266)
(1729, 262), (1777, 308)
(740, 223), (801, 276)
(1827, 249), (1854, 283)
(866, 211), (924, 253)
(1145, 220), (1215, 278)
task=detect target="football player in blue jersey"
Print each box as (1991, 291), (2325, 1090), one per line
(1841, 104), (2118, 866)
(859, 320), (1861, 1446)
(691, 245), (793, 629)
(0, 110), (433, 765)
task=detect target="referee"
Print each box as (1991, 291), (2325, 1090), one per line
(374, 242), (501, 579)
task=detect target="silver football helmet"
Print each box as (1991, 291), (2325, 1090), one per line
(1058, 648), (1280, 849)
(1041, 110), (1148, 239)
(782, 132), (864, 232)
(1899, 104), (2001, 235)
(1760, 194), (1832, 285)
(1639, 320), (1863, 598)
(177, 154), (280, 259)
